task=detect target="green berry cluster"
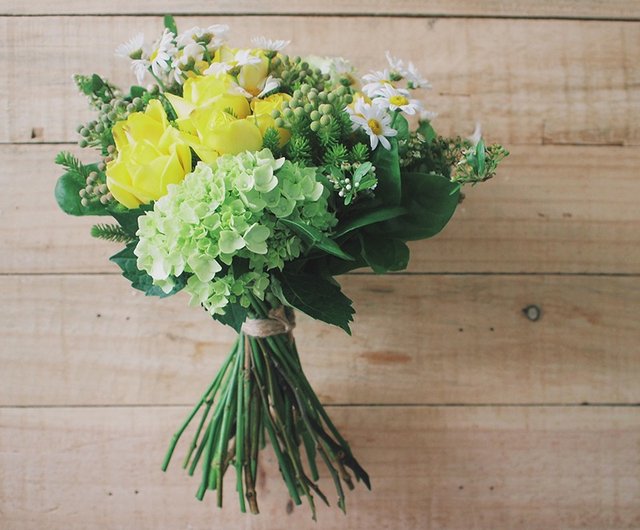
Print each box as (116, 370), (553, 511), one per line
(271, 83), (355, 166)
(270, 56), (329, 93)
(79, 168), (113, 207)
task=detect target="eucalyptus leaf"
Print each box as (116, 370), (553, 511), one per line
(277, 271), (354, 334)
(279, 218), (354, 261)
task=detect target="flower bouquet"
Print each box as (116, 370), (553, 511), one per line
(54, 16), (506, 518)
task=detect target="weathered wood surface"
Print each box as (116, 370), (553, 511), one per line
(2, 274), (638, 406)
(3, 143), (640, 274)
(1, 16), (639, 146)
(2, 5), (640, 530)
(1, 406), (638, 530)
(3, 0), (640, 19)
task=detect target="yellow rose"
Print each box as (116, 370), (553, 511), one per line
(106, 100), (191, 209)
(251, 93), (292, 147)
(166, 75), (263, 163)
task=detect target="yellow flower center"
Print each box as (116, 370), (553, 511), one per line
(150, 49), (159, 62)
(389, 95), (409, 107)
(367, 119), (383, 135)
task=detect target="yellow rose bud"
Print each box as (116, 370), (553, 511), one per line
(106, 100), (191, 209)
(251, 93), (292, 146)
(181, 108), (263, 163)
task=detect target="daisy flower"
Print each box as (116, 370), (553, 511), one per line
(234, 49), (262, 67)
(131, 59), (150, 84)
(419, 109), (438, 122)
(374, 85), (423, 115)
(171, 43), (206, 84)
(177, 24), (229, 52)
(149, 29), (177, 78)
(115, 33), (145, 60)
(203, 61), (233, 76)
(385, 51), (406, 75)
(251, 36), (290, 52)
(348, 98), (397, 150)
(361, 69), (394, 97)
(404, 61), (431, 89)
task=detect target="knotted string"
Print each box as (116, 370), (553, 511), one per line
(241, 306), (296, 338)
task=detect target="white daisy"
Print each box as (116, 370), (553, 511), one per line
(203, 61), (233, 76)
(374, 85), (423, 115)
(251, 36), (290, 52)
(405, 61), (430, 89)
(234, 49), (262, 67)
(385, 51), (406, 75)
(115, 33), (145, 59)
(171, 43), (205, 84)
(419, 109), (438, 122)
(349, 98), (397, 150)
(361, 69), (394, 97)
(149, 29), (177, 78)
(256, 75), (280, 98)
(177, 24), (229, 51)
(131, 59), (150, 84)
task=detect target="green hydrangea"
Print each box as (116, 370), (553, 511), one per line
(135, 148), (336, 315)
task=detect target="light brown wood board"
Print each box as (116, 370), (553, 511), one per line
(2, 406), (639, 530)
(1, 16), (639, 146)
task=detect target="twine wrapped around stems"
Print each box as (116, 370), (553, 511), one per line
(241, 306), (296, 338)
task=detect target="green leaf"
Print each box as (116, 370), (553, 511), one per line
(279, 218), (354, 261)
(54, 169), (110, 217)
(334, 206), (407, 237)
(163, 14), (178, 35)
(91, 74), (105, 93)
(360, 234), (410, 273)
(371, 137), (401, 205)
(380, 171), (459, 241)
(212, 303), (248, 332)
(394, 113), (410, 142)
(130, 85), (146, 99)
(417, 120), (437, 143)
(277, 271), (354, 334)
(110, 243), (186, 297)
(110, 204), (153, 235)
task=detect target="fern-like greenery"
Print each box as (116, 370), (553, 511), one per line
(54, 151), (89, 185)
(91, 224), (136, 243)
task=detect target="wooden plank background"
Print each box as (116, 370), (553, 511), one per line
(1, 2), (639, 529)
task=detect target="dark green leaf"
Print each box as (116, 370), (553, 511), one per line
(417, 120), (437, 143)
(130, 86), (146, 98)
(110, 204), (153, 236)
(380, 171), (459, 241)
(54, 170), (110, 217)
(394, 113), (410, 142)
(212, 303), (248, 332)
(278, 271), (354, 334)
(164, 14), (178, 35)
(371, 138), (401, 205)
(91, 74), (105, 93)
(110, 243), (186, 297)
(334, 206), (407, 237)
(279, 218), (354, 261)
(360, 234), (410, 273)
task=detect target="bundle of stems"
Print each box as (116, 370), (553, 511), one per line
(161, 298), (370, 519)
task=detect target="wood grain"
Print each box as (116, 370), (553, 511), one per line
(1, 405), (638, 530)
(4, 143), (640, 275)
(1, 16), (639, 145)
(2, 273), (638, 406)
(3, 0), (640, 19)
